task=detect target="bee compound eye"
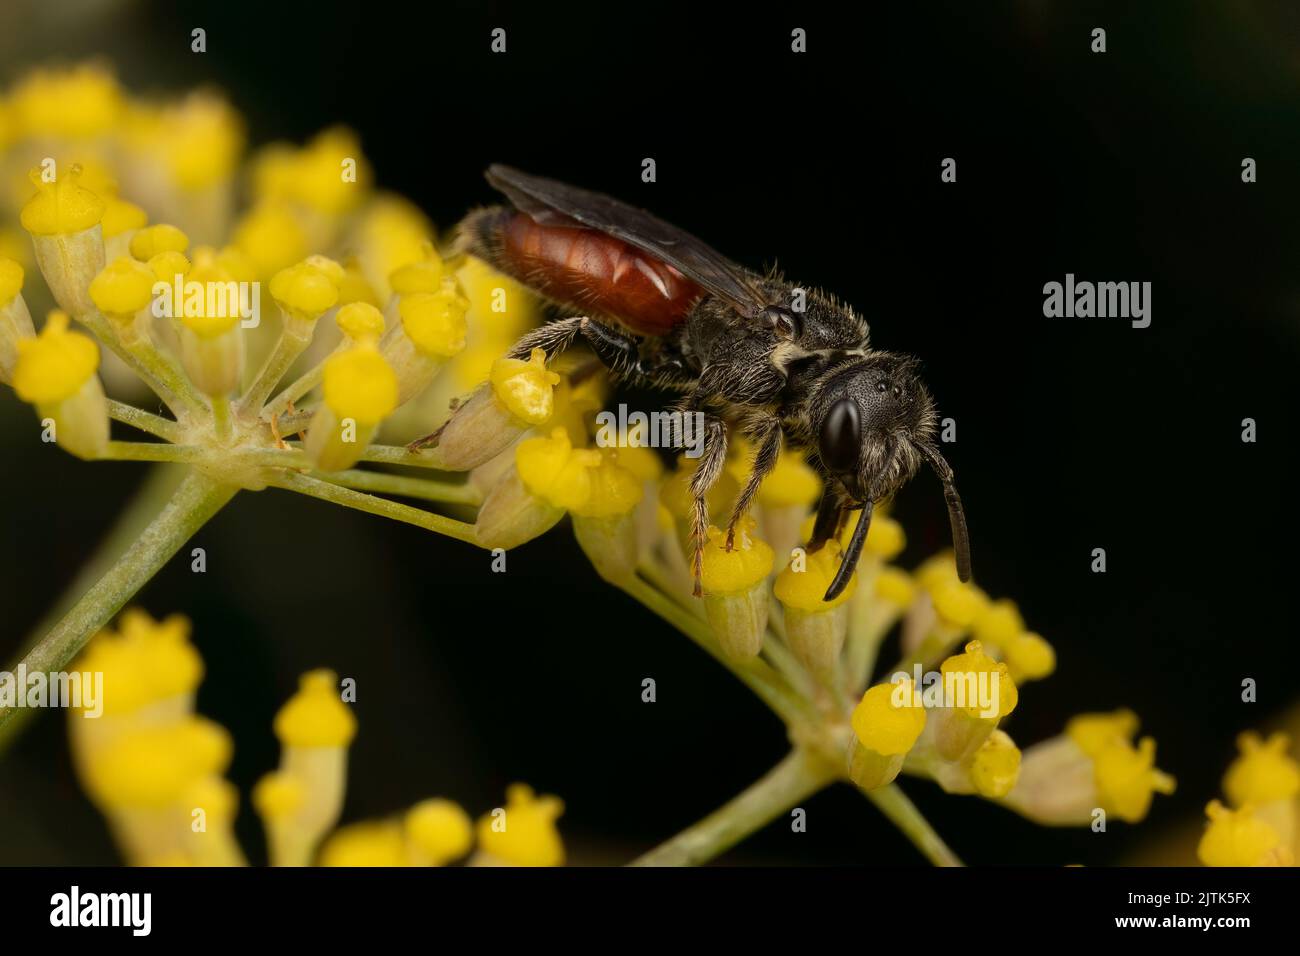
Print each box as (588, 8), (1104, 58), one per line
(876, 381), (888, 393)
(819, 397), (861, 475)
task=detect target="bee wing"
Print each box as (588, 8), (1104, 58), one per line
(486, 165), (770, 319)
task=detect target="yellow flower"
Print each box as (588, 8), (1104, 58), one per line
(89, 256), (155, 322)
(774, 541), (856, 611)
(1092, 736), (1176, 824)
(405, 799), (474, 865)
(699, 520), (775, 661)
(515, 428), (601, 512)
(939, 640), (1017, 720)
(852, 679), (927, 757)
(1223, 732), (1300, 808)
(475, 784), (564, 867)
(270, 257), (342, 321)
(969, 730), (1022, 798)
(21, 165), (106, 237)
(848, 678), (926, 790)
(490, 347), (561, 425)
(321, 341), (399, 426)
(129, 223), (190, 261)
(1198, 801), (1293, 867)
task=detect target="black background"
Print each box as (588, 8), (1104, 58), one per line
(1, 0), (1298, 866)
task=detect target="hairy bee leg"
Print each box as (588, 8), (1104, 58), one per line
(724, 416), (782, 550)
(684, 411), (728, 597)
(506, 315), (589, 361)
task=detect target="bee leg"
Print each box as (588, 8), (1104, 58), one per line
(724, 416), (782, 551)
(505, 315), (589, 362)
(683, 410), (728, 597)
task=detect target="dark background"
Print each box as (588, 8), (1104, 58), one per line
(2, 0), (1299, 865)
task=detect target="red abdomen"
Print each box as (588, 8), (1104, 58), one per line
(498, 211), (702, 336)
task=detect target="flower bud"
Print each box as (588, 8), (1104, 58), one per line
(269, 670), (357, 864)
(931, 640), (1017, 763)
(12, 311), (108, 459)
(176, 258), (244, 396)
(473, 784), (564, 867)
(848, 678), (926, 791)
(475, 428), (600, 550)
(773, 542), (855, 685)
(89, 256), (156, 346)
(1198, 800), (1293, 867)
(431, 348), (560, 470)
(305, 340), (398, 471)
(404, 798), (473, 866)
(699, 520), (774, 661)
(382, 277), (468, 404)
(21, 165), (106, 316)
(570, 449), (645, 584)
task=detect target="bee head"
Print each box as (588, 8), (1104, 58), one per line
(812, 352), (971, 595)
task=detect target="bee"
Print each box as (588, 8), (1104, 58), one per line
(449, 165), (971, 601)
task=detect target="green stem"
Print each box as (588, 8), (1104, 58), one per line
(269, 472), (480, 544)
(107, 400), (183, 443)
(313, 469), (482, 506)
(0, 465), (186, 755)
(630, 750), (838, 866)
(211, 394), (233, 443)
(239, 324), (310, 418)
(264, 362), (326, 421)
(861, 783), (964, 866)
(0, 469), (237, 736)
(359, 444), (457, 470)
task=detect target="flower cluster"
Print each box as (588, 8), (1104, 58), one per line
(1196, 731), (1299, 866)
(69, 609), (564, 867)
(2, 62), (1181, 866)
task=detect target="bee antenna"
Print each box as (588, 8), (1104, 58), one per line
(824, 499), (872, 602)
(917, 440), (972, 583)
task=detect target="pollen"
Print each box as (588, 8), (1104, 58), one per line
(272, 670), (357, 749)
(321, 341), (399, 426)
(490, 346), (561, 424)
(774, 540), (856, 611)
(89, 256), (155, 319)
(20, 165), (106, 236)
(12, 310), (99, 404)
(399, 281), (470, 359)
(1223, 732), (1300, 807)
(851, 679), (926, 756)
